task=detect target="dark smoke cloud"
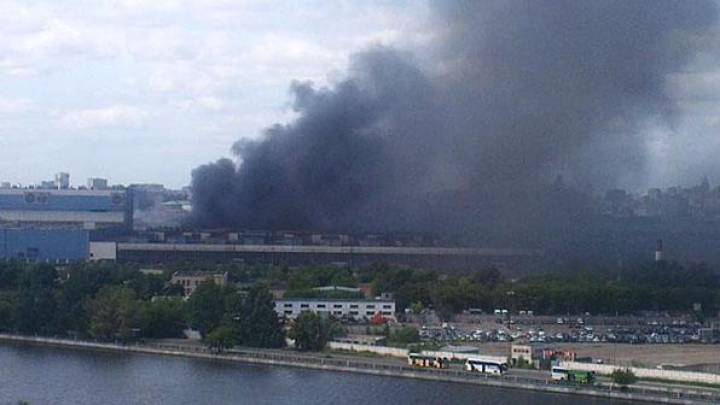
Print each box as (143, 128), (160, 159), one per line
(190, 0), (718, 241)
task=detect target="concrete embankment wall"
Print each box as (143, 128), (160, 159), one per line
(0, 334), (718, 405)
(562, 361), (720, 385)
(679, 364), (720, 375)
(327, 342), (407, 357)
(326, 342), (505, 364)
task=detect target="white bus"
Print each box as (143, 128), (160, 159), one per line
(465, 358), (507, 375)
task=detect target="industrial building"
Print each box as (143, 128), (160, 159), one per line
(274, 298), (396, 321)
(0, 183), (539, 270)
(0, 185), (133, 263)
(0, 228), (89, 262)
(108, 242), (539, 272)
(0, 188), (133, 230)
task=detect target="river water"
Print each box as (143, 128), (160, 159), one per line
(0, 344), (631, 405)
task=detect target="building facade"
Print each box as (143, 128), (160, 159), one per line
(55, 172), (70, 190)
(0, 228), (89, 262)
(0, 188), (132, 230)
(273, 299), (396, 321)
(87, 178), (109, 190)
(170, 271), (228, 296)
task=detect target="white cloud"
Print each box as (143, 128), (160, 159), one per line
(0, 16), (122, 76)
(0, 97), (33, 114)
(59, 105), (148, 129)
(173, 96), (226, 112)
(0, 0), (431, 187)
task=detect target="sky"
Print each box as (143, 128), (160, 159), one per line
(1, 0), (719, 192)
(0, 0), (429, 189)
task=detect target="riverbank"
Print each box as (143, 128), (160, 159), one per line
(0, 333), (717, 405)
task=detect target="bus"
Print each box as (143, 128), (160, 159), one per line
(407, 354), (447, 369)
(465, 358), (507, 375)
(551, 367), (594, 383)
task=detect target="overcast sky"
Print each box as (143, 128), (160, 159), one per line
(1, 1), (719, 191)
(0, 0), (428, 188)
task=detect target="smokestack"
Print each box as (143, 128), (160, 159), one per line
(655, 239), (664, 262)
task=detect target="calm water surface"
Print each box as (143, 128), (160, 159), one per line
(0, 344), (631, 405)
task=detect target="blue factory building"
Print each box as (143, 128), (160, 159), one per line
(0, 228), (89, 262)
(0, 188), (132, 230)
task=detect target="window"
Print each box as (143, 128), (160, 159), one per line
(316, 304), (326, 309)
(333, 311), (343, 316)
(382, 311), (392, 316)
(300, 304), (309, 308)
(333, 304), (342, 309)
(366, 305), (375, 309)
(284, 303), (293, 308)
(284, 310), (293, 315)
(350, 311), (359, 316)
(366, 311), (375, 316)
(350, 304), (358, 309)
(383, 305), (392, 309)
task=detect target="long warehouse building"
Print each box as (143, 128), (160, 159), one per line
(91, 242), (541, 272)
(0, 188), (133, 230)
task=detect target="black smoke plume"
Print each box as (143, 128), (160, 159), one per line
(190, 1), (717, 243)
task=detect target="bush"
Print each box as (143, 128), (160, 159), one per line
(388, 327), (420, 346)
(514, 356), (534, 370)
(610, 368), (638, 386)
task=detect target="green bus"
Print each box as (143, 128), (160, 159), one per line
(551, 367), (594, 383)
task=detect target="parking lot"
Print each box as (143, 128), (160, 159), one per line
(414, 314), (720, 368)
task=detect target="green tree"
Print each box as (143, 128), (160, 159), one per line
(610, 368), (638, 386)
(329, 268), (356, 288)
(290, 311), (328, 351)
(56, 266), (105, 335)
(0, 261), (23, 291)
(409, 301), (425, 314)
(86, 287), (139, 341)
(388, 327), (420, 346)
(138, 298), (186, 339)
(395, 284), (431, 313)
(15, 264), (57, 335)
(0, 292), (17, 331)
(474, 267), (503, 290)
(162, 283), (186, 297)
(127, 273), (166, 300)
(186, 281), (225, 337)
(240, 286), (285, 348)
(205, 324), (239, 350)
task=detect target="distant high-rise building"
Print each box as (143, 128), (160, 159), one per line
(55, 172), (70, 189)
(87, 178), (109, 190)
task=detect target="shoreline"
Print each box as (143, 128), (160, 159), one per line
(0, 333), (717, 405)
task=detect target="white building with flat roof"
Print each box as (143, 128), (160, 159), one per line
(274, 299), (396, 321)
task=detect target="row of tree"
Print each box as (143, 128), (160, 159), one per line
(171, 259), (720, 318)
(0, 261), (285, 349)
(383, 262), (720, 318)
(0, 258), (717, 350)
